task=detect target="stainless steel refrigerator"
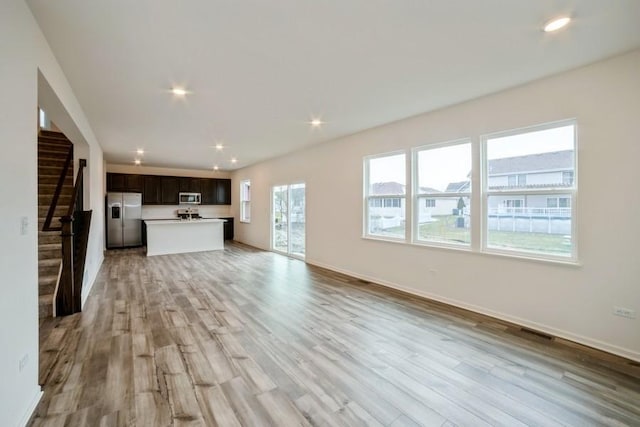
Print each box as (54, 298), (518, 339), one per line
(107, 192), (142, 248)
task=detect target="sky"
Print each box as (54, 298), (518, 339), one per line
(369, 124), (574, 192)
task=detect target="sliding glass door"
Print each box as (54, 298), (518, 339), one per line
(272, 185), (289, 253)
(272, 183), (305, 257)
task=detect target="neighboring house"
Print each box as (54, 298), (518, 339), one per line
(437, 150), (574, 234)
(372, 151), (573, 233)
(436, 150), (574, 215)
(370, 182), (467, 228)
(369, 182), (406, 230)
(487, 150), (573, 216)
(417, 184), (464, 220)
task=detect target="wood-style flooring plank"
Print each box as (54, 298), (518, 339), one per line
(31, 243), (640, 427)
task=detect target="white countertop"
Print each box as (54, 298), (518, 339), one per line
(144, 218), (226, 225)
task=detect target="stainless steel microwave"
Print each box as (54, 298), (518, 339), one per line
(179, 192), (201, 204)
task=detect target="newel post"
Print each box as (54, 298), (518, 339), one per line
(58, 215), (75, 315)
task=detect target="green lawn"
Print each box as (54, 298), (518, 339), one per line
(412, 215), (571, 255)
(486, 230), (570, 255)
(419, 216), (470, 244)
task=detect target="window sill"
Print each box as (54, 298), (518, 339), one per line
(361, 235), (581, 267)
(481, 248), (580, 267)
(362, 235), (407, 245)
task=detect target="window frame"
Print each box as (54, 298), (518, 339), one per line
(481, 119), (578, 261)
(412, 138), (473, 248)
(240, 179), (251, 223)
(363, 150), (407, 242)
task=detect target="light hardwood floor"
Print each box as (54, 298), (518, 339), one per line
(32, 243), (640, 426)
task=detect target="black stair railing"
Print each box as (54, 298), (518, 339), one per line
(56, 159), (92, 316)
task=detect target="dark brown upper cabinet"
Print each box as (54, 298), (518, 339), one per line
(124, 174), (142, 192)
(107, 173), (126, 191)
(178, 177), (203, 194)
(109, 173), (231, 205)
(216, 179), (231, 205)
(160, 176), (179, 205)
(201, 179), (216, 205)
(142, 175), (161, 204)
(107, 173), (142, 192)
(189, 178), (202, 193)
(178, 177), (191, 193)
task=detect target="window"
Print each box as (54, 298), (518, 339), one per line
(39, 108), (48, 129)
(364, 152), (406, 239)
(384, 198), (401, 208)
(484, 121), (576, 259)
(547, 197), (571, 209)
(414, 141), (471, 246)
(240, 180), (251, 222)
(362, 120), (578, 263)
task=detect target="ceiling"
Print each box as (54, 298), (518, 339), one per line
(27, 0), (640, 171)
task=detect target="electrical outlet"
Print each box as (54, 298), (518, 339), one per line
(19, 354), (28, 372)
(613, 306), (636, 319)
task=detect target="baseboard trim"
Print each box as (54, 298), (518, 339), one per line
(81, 253), (104, 308)
(305, 258), (640, 363)
(18, 387), (42, 427)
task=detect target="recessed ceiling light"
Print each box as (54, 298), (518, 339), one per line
(136, 149), (144, 155)
(134, 159), (141, 165)
(213, 165), (219, 171)
(171, 87), (188, 96)
(544, 16), (571, 32)
(215, 143), (224, 151)
(231, 158), (237, 164)
(310, 118), (324, 128)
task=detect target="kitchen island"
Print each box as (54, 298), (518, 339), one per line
(144, 218), (225, 256)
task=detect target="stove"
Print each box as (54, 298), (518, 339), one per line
(177, 208), (202, 220)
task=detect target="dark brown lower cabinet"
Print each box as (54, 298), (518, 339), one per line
(222, 217), (234, 240)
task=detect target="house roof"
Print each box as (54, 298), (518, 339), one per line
(445, 181), (470, 192)
(418, 186), (440, 193)
(370, 182), (405, 195)
(488, 150), (573, 175)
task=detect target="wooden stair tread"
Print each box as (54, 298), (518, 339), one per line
(39, 243), (62, 250)
(38, 275), (58, 285)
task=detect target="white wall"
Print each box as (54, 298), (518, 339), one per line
(232, 50), (640, 361)
(0, 1), (105, 425)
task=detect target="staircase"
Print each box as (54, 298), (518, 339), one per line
(38, 130), (74, 322)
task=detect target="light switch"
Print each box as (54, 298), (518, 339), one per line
(20, 216), (28, 235)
